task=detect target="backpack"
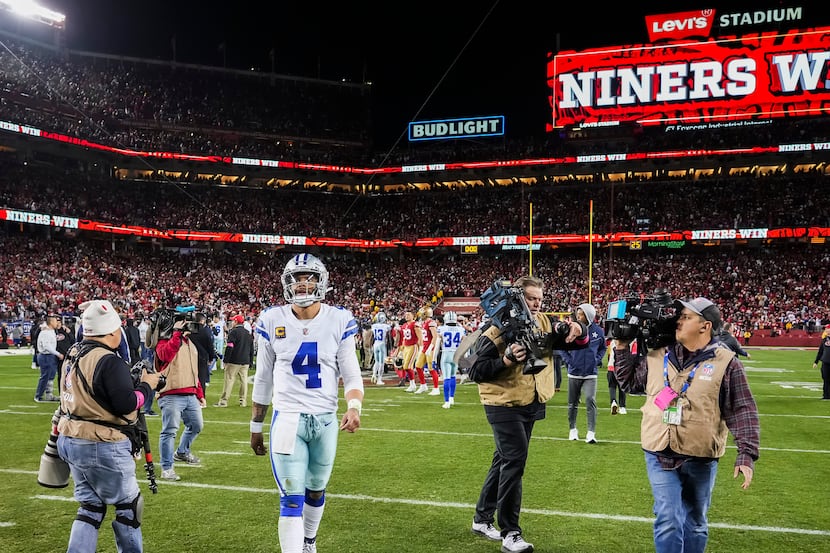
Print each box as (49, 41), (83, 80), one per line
(454, 328), (482, 370)
(454, 325), (508, 383)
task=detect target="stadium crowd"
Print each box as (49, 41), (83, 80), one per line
(2, 233), (828, 339)
(2, 34), (829, 167)
(2, 31), (829, 344)
(1, 160), (828, 239)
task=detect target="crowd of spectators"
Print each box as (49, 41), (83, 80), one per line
(1, 160), (828, 240)
(0, 35), (370, 164)
(1, 32), (829, 343)
(1, 233), (827, 339)
(2, 34), (828, 168)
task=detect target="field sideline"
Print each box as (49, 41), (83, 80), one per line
(1, 347), (828, 553)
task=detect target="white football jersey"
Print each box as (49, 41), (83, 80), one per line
(437, 324), (466, 352)
(370, 322), (391, 345)
(252, 303), (362, 414)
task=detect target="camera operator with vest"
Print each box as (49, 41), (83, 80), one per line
(469, 275), (588, 553)
(154, 308), (206, 481)
(55, 299), (161, 553)
(612, 297), (760, 553)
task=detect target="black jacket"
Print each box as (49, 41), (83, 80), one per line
(189, 325), (217, 389)
(224, 325), (253, 366)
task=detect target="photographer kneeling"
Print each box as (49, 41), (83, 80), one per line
(56, 299), (161, 553)
(469, 275), (588, 553)
(612, 297), (760, 553)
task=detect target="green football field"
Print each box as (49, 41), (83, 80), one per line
(1, 347), (828, 553)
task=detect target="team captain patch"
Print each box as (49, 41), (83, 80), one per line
(275, 326), (286, 339)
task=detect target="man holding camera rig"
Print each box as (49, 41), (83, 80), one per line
(469, 275), (588, 553)
(612, 296), (759, 553)
(154, 306), (206, 481)
(55, 299), (162, 553)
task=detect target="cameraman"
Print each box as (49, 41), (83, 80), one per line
(154, 313), (206, 481)
(470, 275), (588, 553)
(56, 299), (161, 553)
(612, 297), (759, 553)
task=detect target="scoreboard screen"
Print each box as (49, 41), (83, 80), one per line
(548, 26), (830, 129)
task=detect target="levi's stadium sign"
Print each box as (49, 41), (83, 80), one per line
(548, 26), (830, 129)
(646, 9), (715, 42)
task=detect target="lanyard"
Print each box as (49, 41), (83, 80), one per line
(663, 351), (698, 397)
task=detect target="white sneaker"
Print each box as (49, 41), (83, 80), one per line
(414, 384), (428, 394)
(501, 531), (534, 553)
(449, 397), (455, 405)
(161, 469), (181, 481)
(405, 382), (417, 392)
(428, 387), (441, 395)
(611, 400), (619, 415)
(442, 401), (451, 409)
(619, 407), (627, 415)
(585, 431), (597, 444)
(471, 521), (501, 541)
(568, 428), (579, 441)
(302, 538), (317, 553)
(376, 379), (385, 386)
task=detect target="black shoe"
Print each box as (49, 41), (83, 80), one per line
(144, 410), (159, 416)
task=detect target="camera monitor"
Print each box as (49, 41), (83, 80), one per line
(607, 300), (627, 321)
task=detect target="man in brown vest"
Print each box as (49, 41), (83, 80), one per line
(613, 297), (760, 553)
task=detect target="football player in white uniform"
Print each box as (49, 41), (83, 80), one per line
(436, 311), (466, 408)
(370, 312), (392, 385)
(250, 253), (364, 553)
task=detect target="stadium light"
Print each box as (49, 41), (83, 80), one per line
(0, 0), (66, 29)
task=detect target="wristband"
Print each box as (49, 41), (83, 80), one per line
(250, 421), (264, 433)
(347, 398), (362, 416)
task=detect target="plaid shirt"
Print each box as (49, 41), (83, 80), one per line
(614, 340), (760, 470)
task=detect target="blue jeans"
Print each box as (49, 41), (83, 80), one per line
(56, 436), (143, 553)
(36, 353), (59, 399)
(158, 394), (203, 470)
(645, 451), (718, 553)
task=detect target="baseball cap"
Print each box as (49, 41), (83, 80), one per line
(677, 297), (722, 331)
(232, 314), (245, 324)
(80, 300), (122, 336)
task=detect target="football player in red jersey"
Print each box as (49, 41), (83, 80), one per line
(400, 311), (419, 392)
(414, 307), (440, 395)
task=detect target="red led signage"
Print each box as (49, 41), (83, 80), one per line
(548, 26), (830, 129)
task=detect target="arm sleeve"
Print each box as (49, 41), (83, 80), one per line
(251, 335), (275, 406)
(721, 360), (761, 468)
(92, 355), (144, 415)
(338, 333), (364, 394)
(611, 344), (649, 394)
(155, 331), (184, 364)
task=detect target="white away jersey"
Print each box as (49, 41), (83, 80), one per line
(252, 303), (362, 414)
(437, 324), (466, 352)
(370, 322), (391, 346)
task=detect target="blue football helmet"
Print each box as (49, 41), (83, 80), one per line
(282, 253), (329, 307)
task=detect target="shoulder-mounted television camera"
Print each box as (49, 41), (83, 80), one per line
(147, 304), (202, 342)
(480, 279), (569, 375)
(604, 288), (678, 351)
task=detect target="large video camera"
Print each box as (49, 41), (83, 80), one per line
(480, 279), (569, 375)
(148, 304), (202, 342)
(605, 288), (678, 351)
